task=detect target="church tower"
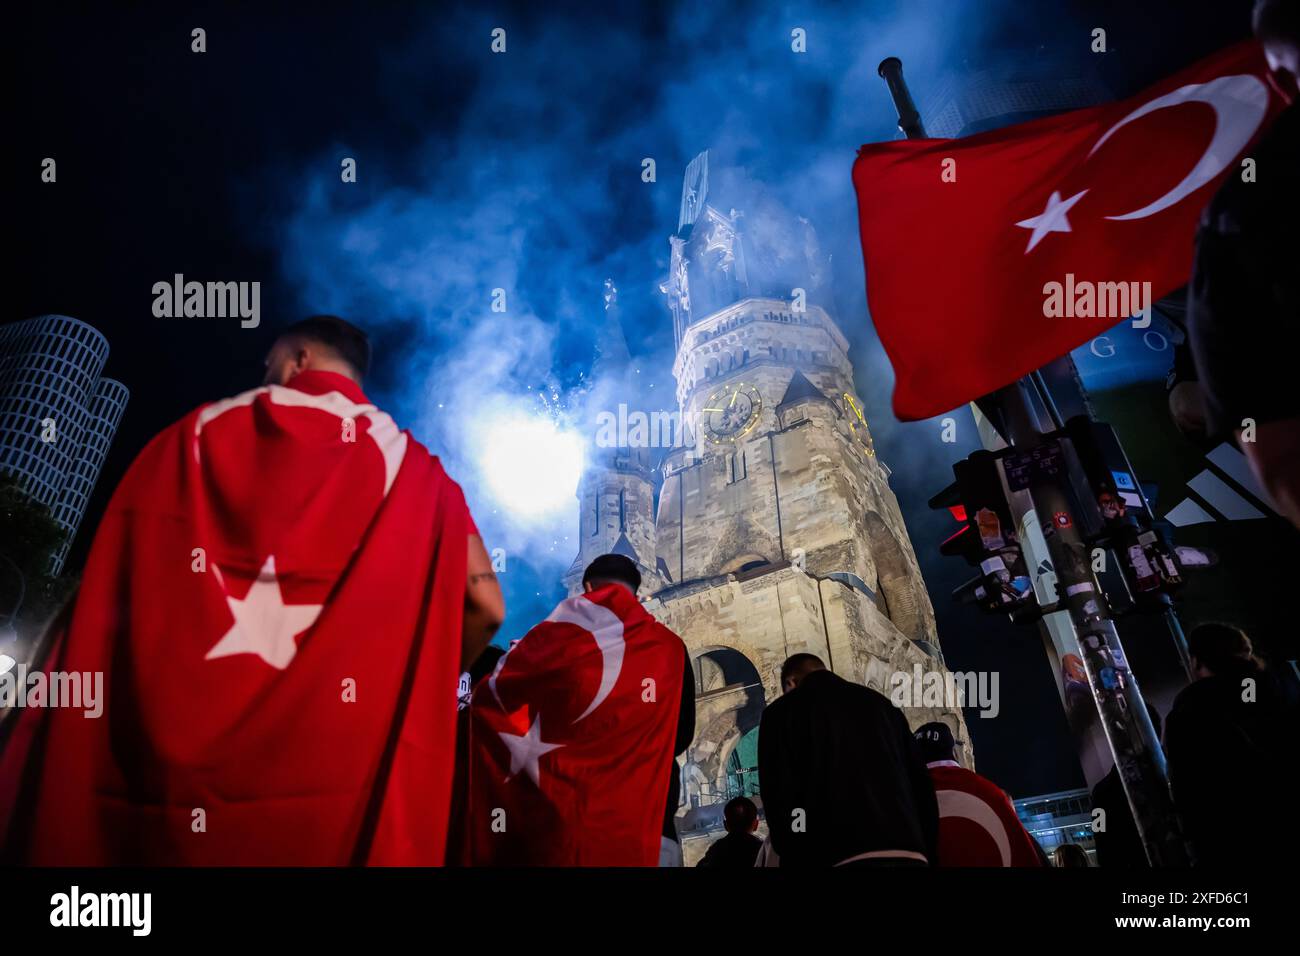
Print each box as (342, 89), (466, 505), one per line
(563, 280), (665, 595)
(648, 153), (973, 842)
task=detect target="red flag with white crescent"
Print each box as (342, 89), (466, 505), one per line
(852, 41), (1286, 421)
(463, 584), (685, 866)
(0, 370), (472, 865)
(928, 763), (1045, 867)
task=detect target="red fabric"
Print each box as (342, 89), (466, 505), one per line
(464, 585), (685, 866)
(928, 764), (1044, 867)
(852, 42), (1285, 421)
(0, 370), (470, 865)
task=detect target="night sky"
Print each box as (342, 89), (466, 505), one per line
(11, 0), (1255, 797)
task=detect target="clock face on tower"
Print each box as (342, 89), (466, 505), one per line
(843, 393), (876, 457)
(701, 382), (763, 444)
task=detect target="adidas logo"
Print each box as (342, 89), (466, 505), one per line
(1165, 443), (1276, 526)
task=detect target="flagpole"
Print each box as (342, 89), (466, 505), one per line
(875, 58), (1191, 867)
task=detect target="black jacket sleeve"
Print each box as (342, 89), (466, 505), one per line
(896, 707), (940, 865)
(757, 703), (790, 857)
(675, 645), (695, 756)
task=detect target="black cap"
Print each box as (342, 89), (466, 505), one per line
(914, 721), (957, 763)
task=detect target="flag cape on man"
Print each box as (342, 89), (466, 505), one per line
(852, 42), (1286, 421)
(0, 369), (471, 865)
(927, 762), (1044, 867)
(463, 584), (685, 866)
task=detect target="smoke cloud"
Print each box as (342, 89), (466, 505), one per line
(270, 0), (1097, 637)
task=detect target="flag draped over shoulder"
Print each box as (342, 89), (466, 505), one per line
(928, 764), (1044, 867)
(0, 370), (470, 865)
(852, 42), (1285, 421)
(464, 585), (685, 866)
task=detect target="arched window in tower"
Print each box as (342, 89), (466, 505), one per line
(590, 491), (599, 537)
(618, 489), (626, 533)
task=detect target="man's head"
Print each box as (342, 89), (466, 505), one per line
(1187, 621), (1258, 679)
(262, 315), (372, 386)
(779, 653), (825, 694)
(914, 721), (958, 764)
(722, 796), (759, 835)
(1256, 0), (1300, 102)
(581, 554), (641, 596)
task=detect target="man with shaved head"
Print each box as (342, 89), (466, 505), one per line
(3, 314), (503, 865)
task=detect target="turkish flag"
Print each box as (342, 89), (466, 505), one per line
(0, 370), (471, 865)
(853, 42), (1286, 421)
(927, 763), (1044, 867)
(463, 585), (685, 866)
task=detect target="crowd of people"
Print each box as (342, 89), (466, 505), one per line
(1, 2), (1296, 865)
(0, 307), (1294, 866)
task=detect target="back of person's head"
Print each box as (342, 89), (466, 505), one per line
(582, 553), (641, 595)
(264, 314), (372, 385)
(779, 653), (825, 693)
(914, 721), (958, 764)
(1255, 0), (1300, 100)
(1187, 621), (1260, 678)
(1052, 843), (1091, 868)
(723, 796), (759, 834)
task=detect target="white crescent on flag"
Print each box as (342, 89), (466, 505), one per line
(194, 384), (408, 495)
(1088, 73), (1271, 221)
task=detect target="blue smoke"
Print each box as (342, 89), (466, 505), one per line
(269, 0), (1093, 641)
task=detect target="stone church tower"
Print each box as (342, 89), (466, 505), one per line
(568, 153), (972, 854)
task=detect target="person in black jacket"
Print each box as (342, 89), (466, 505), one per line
(1187, 0), (1300, 529)
(696, 797), (763, 868)
(1164, 622), (1300, 866)
(757, 653), (939, 867)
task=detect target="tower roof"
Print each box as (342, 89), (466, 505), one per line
(778, 370), (833, 408)
(610, 531), (641, 564)
(593, 278), (632, 373)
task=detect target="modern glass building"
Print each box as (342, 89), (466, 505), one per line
(1014, 788), (1096, 863)
(0, 315), (129, 573)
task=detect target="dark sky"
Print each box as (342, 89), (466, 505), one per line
(10, 0), (1253, 796)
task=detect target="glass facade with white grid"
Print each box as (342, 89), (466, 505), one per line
(0, 315), (129, 573)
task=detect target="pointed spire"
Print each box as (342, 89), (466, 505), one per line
(778, 369), (832, 407)
(593, 277), (632, 373)
(611, 531), (640, 564)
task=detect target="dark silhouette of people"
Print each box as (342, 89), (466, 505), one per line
(1164, 622), (1299, 865)
(757, 653), (938, 867)
(696, 797), (763, 868)
(1052, 844), (1091, 868)
(1090, 701), (1162, 868)
(1187, 0), (1300, 529)
(914, 721), (1043, 866)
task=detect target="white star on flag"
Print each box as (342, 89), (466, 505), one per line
(1015, 189), (1089, 253)
(498, 714), (564, 787)
(205, 555), (323, 670)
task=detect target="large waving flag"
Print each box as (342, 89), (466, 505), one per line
(853, 42), (1286, 421)
(1, 370), (471, 865)
(463, 584), (685, 866)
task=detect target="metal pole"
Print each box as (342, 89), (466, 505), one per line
(877, 58), (927, 139)
(875, 60), (1190, 866)
(996, 380), (1188, 865)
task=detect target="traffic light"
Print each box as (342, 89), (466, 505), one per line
(930, 450), (1036, 616)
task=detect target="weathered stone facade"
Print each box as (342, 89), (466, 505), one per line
(565, 153), (973, 850)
